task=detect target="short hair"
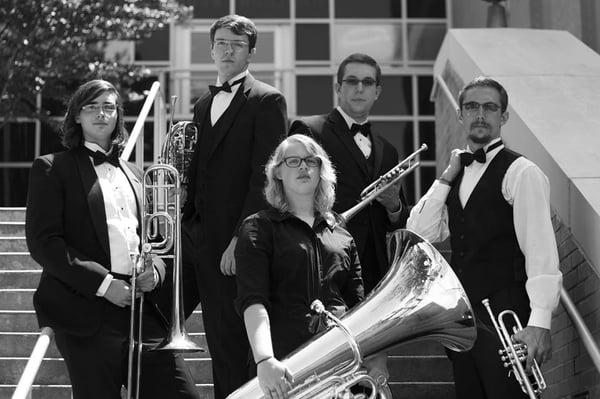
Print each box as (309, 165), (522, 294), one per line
(60, 80), (127, 150)
(264, 135), (337, 216)
(458, 76), (509, 113)
(209, 14), (258, 51)
(336, 53), (382, 85)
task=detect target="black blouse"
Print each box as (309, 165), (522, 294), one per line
(235, 207), (364, 359)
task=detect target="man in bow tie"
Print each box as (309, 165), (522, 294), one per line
(289, 53), (409, 393)
(407, 77), (562, 399)
(180, 14), (287, 398)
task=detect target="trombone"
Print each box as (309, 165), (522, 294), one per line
(126, 96), (203, 399)
(340, 144), (428, 221)
(482, 299), (547, 398)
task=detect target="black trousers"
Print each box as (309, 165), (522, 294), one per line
(54, 300), (198, 399)
(181, 219), (250, 399)
(447, 285), (531, 399)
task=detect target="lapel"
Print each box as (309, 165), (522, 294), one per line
(74, 147), (111, 259)
(208, 73), (254, 160)
(370, 133), (386, 179)
(194, 92), (211, 135)
(327, 110), (369, 178)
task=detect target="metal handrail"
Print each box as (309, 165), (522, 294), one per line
(121, 81), (162, 162)
(560, 287), (600, 371)
(434, 73), (600, 375)
(12, 327), (54, 399)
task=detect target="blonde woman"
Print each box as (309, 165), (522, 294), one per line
(234, 135), (365, 398)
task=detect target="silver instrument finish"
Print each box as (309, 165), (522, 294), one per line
(227, 229), (477, 398)
(482, 299), (547, 398)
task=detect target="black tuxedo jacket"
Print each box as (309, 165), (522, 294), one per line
(25, 146), (165, 337)
(290, 109), (409, 280)
(183, 73), (288, 269)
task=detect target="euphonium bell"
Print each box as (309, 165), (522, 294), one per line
(227, 229), (477, 398)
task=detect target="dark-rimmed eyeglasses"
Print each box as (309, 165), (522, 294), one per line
(281, 156), (322, 168)
(341, 78), (378, 88)
(462, 101), (501, 115)
(81, 103), (117, 115)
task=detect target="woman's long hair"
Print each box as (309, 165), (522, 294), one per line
(264, 134), (336, 216)
(60, 79), (127, 151)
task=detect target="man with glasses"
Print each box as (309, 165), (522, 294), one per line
(407, 76), (562, 398)
(289, 53), (409, 394)
(180, 14), (287, 399)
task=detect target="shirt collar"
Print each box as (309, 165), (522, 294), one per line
(216, 69), (248, 86)
(465, 137), (504, 165)
(336, 106), (369, 130)
(266, 207), (336, 230)
(84, 141), (112, 155)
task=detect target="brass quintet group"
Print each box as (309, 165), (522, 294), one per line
(25, 14), (562, 399)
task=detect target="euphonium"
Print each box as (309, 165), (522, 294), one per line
(482, 299), (547, 399)
(227, 229), (477, 399)
(340, 144), (427, 221)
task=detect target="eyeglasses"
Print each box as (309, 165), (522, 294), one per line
(213, 39), (249, 51)
(282, 156), (322, 168)
(462, 101), (501, 115)
(81, 103), (117, 115)
(341, 78), (378, 88)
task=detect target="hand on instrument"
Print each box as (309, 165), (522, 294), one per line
(439, 149), (463, 184)
(220, 236), (238, 276)
(375, 179), (402, 213)
(104, 279), (135, 307)
(512, 325), (552, 372)
(257, 357), (293, 399)
(134, 263), (157, 293)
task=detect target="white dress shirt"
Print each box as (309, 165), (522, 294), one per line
(336, 106), (372, 159)
(210, 70), (248, 125)
(84, 142), (140, 296)
(407, 138), (562, 329)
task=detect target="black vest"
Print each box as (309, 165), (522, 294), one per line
(446, 148), (527, 303)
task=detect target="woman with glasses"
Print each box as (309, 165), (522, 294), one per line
(25, 79), (198, 399)
(234, 134), (365, 398)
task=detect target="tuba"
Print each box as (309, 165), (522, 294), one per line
(227, 229), (477, 399)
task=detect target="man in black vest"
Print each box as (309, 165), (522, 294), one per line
(407, 77), (562, 398)
(289, 53), (409, 394)
(180, 14), (287, 399)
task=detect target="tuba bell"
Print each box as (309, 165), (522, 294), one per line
(227, 229), (477, 398)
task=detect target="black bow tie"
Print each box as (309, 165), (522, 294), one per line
(459, 140), (503, 167)
(208, 77), (245, 96)
(84, 147), (120, 167)
(350, 122), (371, 136)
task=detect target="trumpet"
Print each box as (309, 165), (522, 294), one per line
(482, 299), (547, 398)
(340, 144), (428, 221)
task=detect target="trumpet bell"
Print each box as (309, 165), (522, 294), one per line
(227, 229), (476, 398)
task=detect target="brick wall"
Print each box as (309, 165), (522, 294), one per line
(545, 213), (600, 399)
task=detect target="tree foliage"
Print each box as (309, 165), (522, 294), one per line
(0, 0), (192, 124)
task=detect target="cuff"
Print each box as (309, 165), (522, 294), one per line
(96, 274), (114, 297)
(527, 307), (553, 330)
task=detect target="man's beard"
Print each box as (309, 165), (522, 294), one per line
(468, 123), (492, 144)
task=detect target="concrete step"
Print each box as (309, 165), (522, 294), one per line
(0, 222), (25, 236)
(0, 332), (209, 358)
(0, 358), (213, 385)
(390, 382), (455, 398)
(0, 289), (34, 311)
(0, 384), (215, 399)
(0, 309), (204, 333)
(0, 208), (26, 222)
(0, 253), (40, 270)
(0, 237), (27, 252)
(0, 271), (40, 289)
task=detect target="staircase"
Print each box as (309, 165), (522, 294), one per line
(0, 207), (455, 399)
(0, 208), (213, 399)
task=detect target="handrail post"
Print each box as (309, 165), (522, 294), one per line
(12, 327), (54, 399)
